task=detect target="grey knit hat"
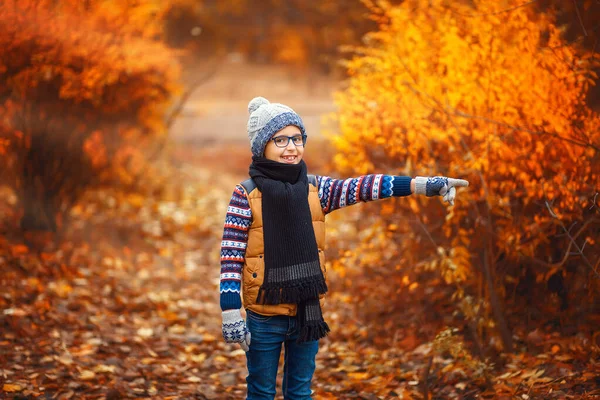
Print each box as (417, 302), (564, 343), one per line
(247, 97), (306, 157)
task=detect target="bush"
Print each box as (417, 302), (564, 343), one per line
(329, 0), (600, 351)
(0, 0), (181, 232)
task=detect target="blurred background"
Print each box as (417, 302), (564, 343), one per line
(1, 1), (599, 399)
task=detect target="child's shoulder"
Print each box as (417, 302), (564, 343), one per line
(229, 183), (250, 199)
(238, 178), (255, 194)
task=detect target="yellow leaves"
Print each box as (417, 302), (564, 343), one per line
(2, 384), (23, 392)
(79, 370), (96, 380)
(158, 310), (181, 323)
(190, 353), (207, 363)
(137, 327), (154, 338)
(274, 30), (309, 65)
(201, 333), (218, 342)
(348, 372), (370, 381)
(91, 0), (171, 38)
(431, 242), (472, 284)
(331, 0), (600, 298)
(433, 327), (493, 379)
(49, 281), (73, 298)
(330, 260), (346, 277)
(126, 193), (146, 208)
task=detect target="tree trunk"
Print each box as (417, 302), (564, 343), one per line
(20, 143), (58, 232)
(20, 181), (57, 232)
(483, 246), (513, 352)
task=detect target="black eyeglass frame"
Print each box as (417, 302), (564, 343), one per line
(269, 134), (308, 148)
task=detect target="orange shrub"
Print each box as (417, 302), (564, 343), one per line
(329, 0), (600, 346)
(0, 0), (181, 231)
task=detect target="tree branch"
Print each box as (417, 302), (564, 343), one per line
(543, 186), (600, 279)
(146, 58), (223, 163)
(447, 0), (538, 17)
(399, 77), (600, 154)
(164, 65), (219, 130)
(522, 215), (599, 272)
(451, 109), (600, 153)
(572, 0), (588, 37)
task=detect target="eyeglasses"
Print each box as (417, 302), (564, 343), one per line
(270, 134), (307, 148)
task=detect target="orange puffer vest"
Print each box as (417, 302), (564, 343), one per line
(240, 176), (326, 316)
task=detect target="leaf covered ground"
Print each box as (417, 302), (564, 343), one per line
(1, 143), (599, 399)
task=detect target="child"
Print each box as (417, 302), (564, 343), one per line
(220, 97), (469, 399)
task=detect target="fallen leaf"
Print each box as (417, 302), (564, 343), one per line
(3, 383), (22, 392)
(58, 390), (75, 399)
(2, 308), (27, 317)
(137, 328), (154, 338)
(11, 245), (28, 256)
(191, 353), (207, 363)
(79, 370), (96, 380)
(202, 333), (217, 342)
(348, 372), (370, 380)
(94, 365), (116, 373)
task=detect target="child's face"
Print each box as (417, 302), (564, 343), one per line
(263, 125), (305, 164)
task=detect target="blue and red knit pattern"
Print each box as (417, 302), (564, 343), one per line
(317, 174), (411, 214)
(219, 185), (251, 311)
(219, 175), (412, 311)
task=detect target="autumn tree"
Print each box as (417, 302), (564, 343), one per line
(164, 0), (378, 73)
(329, 0), (600, 354)
(0, 0), (183, 233)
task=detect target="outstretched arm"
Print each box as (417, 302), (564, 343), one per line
(317, 174), (413, 214)
(317, 174), (469, 214)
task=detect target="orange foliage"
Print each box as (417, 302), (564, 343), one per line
(164, 1), (376, 71)
(0, 0), (182, 231)
(330, 0), (600, 336)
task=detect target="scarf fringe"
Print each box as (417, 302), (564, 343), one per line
(257, 280), (328, 305)
(297, 320), (330, 343)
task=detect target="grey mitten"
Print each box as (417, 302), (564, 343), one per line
(222, 309), (251, 351)
(414, 176), (469, 205)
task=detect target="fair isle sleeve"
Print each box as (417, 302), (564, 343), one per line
(220, 185), (251, 311)
(317, 174), (412, 214)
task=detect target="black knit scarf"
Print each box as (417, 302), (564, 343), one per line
(249, 156), (329, 342)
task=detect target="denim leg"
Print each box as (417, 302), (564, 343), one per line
(282, 324), (319, 400)
(245, 311), (287, 400)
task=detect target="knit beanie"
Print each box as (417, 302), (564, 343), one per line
(247, 97), (306, 157)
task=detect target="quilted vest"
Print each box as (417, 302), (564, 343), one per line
(240, 176), (326, 316)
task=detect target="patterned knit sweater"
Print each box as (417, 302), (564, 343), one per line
(220, 174), (412, 311)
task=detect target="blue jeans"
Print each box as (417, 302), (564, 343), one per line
(245, 310), (319, 400)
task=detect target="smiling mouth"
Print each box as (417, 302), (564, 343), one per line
(281, 155), (298, 162)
